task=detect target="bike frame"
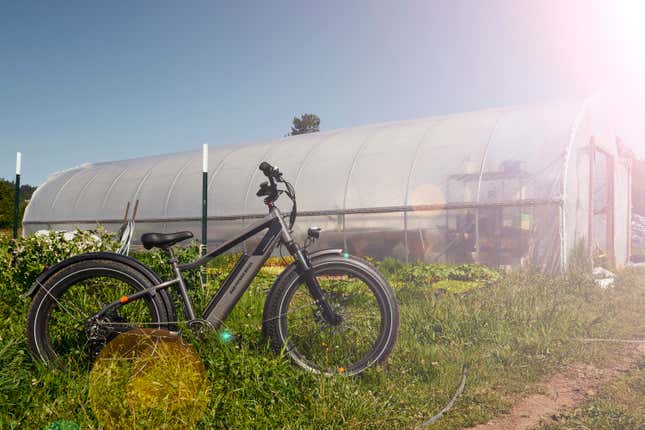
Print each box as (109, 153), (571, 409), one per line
(95, 205), (337, 329)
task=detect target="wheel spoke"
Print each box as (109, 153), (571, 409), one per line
(36, 271), (161, 368)
(38, 282), (88, 322)
(279, 265), (387, 375)
(263, 299), (318, 323)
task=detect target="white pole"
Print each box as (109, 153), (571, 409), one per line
(202, 143), (208, 173)
(16, 152), (21, 175)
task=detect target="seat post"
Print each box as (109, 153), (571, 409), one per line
(164, 247), (176, 265)
(165, 247), (197, 321)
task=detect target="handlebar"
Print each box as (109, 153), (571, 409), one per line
(259, 161), (275, 177)
(256, 161), (297, 230)
(259, 161), (282, 180)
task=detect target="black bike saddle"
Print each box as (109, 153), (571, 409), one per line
(141, 231), (194, 250)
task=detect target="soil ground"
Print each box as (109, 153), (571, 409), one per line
(464, 341), (645, 430)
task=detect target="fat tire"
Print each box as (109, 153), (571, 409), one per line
(263, 254), (399, 375)
(26, 259), (170, 366)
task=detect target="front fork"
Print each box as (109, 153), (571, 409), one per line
(275, 209), (342, 325)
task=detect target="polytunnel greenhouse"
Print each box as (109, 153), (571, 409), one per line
(24, 100), (632, 273)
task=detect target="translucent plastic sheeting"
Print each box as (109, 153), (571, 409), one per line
(480, 103), (576, 204)
(406, 209), (475, 263)
(564, 141), (592, 262)
(614, 161), (630, 265)
(344, 213), (405, 259)
(345, 119), (439, 209)
(592, 149), (611, 254)
(407, 111), (499, 206)
(293, 214), (346, 253)
(23, 100), (631, 271)
(478, 205), (561, 272)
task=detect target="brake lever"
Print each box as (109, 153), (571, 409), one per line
(256, 181), (271, 197)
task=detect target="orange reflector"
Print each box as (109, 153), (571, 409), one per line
(119, 296), (129, 304)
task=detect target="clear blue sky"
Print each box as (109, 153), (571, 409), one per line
(2, 0), (644, 185)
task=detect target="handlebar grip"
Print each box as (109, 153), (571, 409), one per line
(259, 162), (275, 176)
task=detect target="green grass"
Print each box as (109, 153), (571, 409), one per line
(431, 279), (481, 294)
(1, 239), (644, 429)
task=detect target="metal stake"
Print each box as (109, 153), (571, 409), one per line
(201, 144), (208, 287)
(202, 143), (208, 255)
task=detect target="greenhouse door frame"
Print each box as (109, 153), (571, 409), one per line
(625, 156), (633, 263)
(588, 138), (615, 267)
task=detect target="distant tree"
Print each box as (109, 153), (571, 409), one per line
(0, 180), (13, 228)
(289, 114), (320, 136)
(0, 178), (36, 229)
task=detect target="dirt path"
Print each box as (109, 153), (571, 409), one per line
(464, 342), (645, 430)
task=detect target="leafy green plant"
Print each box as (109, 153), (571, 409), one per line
(375, 257), (405, 277)
(431, 279), (481, 294)
(377, 258), (500, 289)
(6, 229), (117, 292)
(131, 243), (242, 290)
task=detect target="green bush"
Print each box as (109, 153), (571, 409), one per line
(377, 257), (500, 287)
(1, 229), (117, 301)
(131, 243), (242, 291)
(131, 241), (203, 288)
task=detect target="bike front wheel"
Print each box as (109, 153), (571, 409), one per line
(263, 254), (399, 376)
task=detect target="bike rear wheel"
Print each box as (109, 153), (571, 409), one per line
(26, 259), (169, 368)
(263, 255), (399, 376)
